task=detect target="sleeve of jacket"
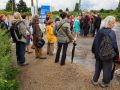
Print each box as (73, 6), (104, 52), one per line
(19, 22), (27, 38)
(109, 31), (119, 58)
(92, 31), (101, 54)
(64, 23), (74, 40)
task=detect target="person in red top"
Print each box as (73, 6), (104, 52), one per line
(70, 15), (74, 32)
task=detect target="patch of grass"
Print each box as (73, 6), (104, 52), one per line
(0, 30), (19, 90)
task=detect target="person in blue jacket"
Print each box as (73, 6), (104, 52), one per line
(91, 16), (119, 88)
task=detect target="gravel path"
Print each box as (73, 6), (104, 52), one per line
(13, 24), (120, 90)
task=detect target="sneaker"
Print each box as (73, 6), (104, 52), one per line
(19, 62), (29, 66)
(91, 80), (99, 86)
(60, 63), (65, 66)
(55, 60), (59, 63)
(99, 82), (109, 88)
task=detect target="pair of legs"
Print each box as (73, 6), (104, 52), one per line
(92, 60), (112, 85)
(55, 42), (68, 65)
(83, 25), (90, 37)
(92, 27), (100, 37)
(26, 36), (32, 53)
(16, 42), (26, 65)
(47, 43), (54, 55)
(35, 46), (46, 59)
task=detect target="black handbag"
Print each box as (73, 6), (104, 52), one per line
(37, 39), (45, 48)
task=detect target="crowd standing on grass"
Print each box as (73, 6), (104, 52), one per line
(0, 10), (119, 88)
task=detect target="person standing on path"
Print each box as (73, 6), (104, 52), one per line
(32, 15), (47, 59)
(92, 14), (102, 37)
(91, 16), (119, 88)
(21, 14), (33, 54)
(83, 13), (90, 37)
(55, 12), (75, 66)
(46, 20), (57, 55)
(12, 12), (28, 66)
(73, 16), (80, 38)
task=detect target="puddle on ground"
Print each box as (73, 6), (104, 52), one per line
(67, 56), (95, 71)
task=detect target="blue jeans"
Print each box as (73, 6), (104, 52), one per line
(16, 42), (26, 64)
(93, 60), (112, 84)
(55, 42), (68, 65)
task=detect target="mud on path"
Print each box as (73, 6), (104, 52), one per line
(13, 24), (120, 90)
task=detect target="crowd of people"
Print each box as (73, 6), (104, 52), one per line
(0, 11), (119, 88)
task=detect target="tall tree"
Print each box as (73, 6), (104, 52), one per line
(5, 0), (12, 11)
(16, 0), (28, 12)
(66, 8), (69, 12)
(74, 3), (80, 12)
(117, 0), (120, 12)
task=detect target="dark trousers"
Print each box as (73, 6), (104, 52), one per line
(83, 25), (90, 37)
(16, 42), (26, 64)
(93, 60), (112, 84)
(55, 42), (68, 65)
(92, 27), (100, 37)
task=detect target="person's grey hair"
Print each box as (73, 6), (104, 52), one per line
(100, 16), (116, 29)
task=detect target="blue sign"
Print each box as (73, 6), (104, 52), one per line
(40, 5), (50, 23)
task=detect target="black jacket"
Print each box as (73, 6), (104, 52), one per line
(92, 28), (119, 60)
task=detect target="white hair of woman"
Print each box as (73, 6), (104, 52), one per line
(100, 16), (116, 29)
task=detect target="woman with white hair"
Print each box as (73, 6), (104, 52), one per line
(91, 16), (119, 88)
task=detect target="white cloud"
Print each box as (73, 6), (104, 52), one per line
(0, 0), (119, 10)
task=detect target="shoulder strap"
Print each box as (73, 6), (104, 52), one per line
(57, 21), (66, 33)
(16, 21), (25, 26)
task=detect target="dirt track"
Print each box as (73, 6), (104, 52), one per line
(13, 24), (120, 90)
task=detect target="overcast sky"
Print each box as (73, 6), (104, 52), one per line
(0, 0), (119, 10)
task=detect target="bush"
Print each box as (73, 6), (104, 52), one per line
(0, 30), (19, 90)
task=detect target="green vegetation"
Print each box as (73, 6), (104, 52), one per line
(0, 30), (19, 90)
(16, 0), (29, 13)
(99, 10), (120, 21)
(5, 0), (12, 12)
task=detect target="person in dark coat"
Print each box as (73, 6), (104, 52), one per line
(91, 16), (119, 88)
(92, 14), (102, 37)
(83, 14), (90, 37)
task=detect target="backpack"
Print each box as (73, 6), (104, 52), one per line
(99, 32), (115, 61)
(10, 21), (23, 43)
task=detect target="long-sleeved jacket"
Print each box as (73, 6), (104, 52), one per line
(12, 19), (27, 43)
(55, 19), (74, 43)
(92, 28), (119, 60)
(32, 23), (43, 46)
(46, 25), (57, 43)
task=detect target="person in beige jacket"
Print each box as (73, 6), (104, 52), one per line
(11, 12), (28, 66)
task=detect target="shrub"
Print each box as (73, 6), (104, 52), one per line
(0, 30), (19, 90)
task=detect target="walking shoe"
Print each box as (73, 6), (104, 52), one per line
(60, 63), (65, 66)
(19, 62), (29, 66)
(55, 60), (59, 63)
(91, 80), (99, 86)
(99, 82), (109, 88)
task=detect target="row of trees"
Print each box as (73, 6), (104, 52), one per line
(5, 0), (30, 12)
